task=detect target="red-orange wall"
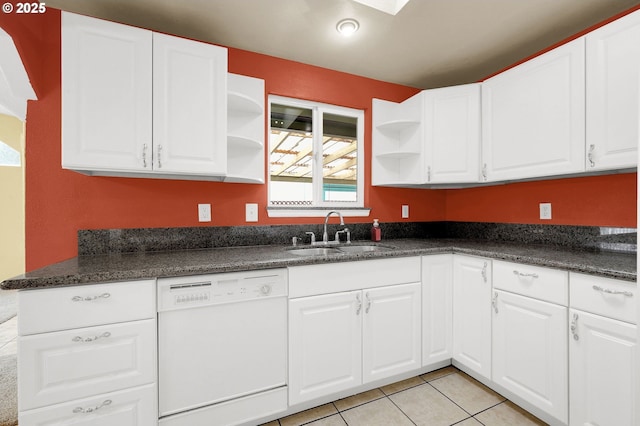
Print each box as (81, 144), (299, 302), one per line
(0, 6), (636, 272)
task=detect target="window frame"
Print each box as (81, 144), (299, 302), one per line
(267, 95), (368, 217)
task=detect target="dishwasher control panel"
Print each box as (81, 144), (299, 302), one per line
(157, 269), (287, 311)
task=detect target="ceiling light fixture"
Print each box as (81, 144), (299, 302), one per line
(336, 18), (359, 37)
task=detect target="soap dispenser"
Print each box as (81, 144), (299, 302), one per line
(371, 219), (381, 242)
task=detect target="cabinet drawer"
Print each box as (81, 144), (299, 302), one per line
(19, 383), (157, 426)
(570, 273), (636, 324)
(19, 319), (156, 410)
(493, 260), (568, 305)
(19, 280), (155, 335)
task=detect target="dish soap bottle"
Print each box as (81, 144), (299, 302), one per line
(371, 219), (381, 242)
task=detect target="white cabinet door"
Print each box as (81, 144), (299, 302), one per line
(452, 255), (492, 379)
(569, 309), (637, 426)
(19, 319), (156, 411)
(482, 38), (585, 181)
(19, 384), (156, 426)
(422, 255), (453, 365)
(586, 9), (640, 171)
(425, 84), (481, 183)
(62, 12), (152, 172)
(493, 290), (568, 424)
(153, 33), (227, 175)
(362, 283), (421, 383)
(288, 291), (362, 405)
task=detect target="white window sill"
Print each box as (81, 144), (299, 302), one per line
(267, 207), (371, 218)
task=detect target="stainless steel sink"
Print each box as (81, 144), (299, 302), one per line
(287, 244), (395, 256)
(336, 245), (394, 253)
(287, 247), (342, 256)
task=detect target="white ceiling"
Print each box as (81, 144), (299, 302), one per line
(46, 0), (640, 89)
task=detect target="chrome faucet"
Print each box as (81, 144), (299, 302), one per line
(322, 211), (344, 244)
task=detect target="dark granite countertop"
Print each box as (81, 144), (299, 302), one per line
(1, 238), (636, 290)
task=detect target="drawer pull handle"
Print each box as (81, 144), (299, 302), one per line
(481, 262), (488, 283)
(365, 292), (372, 314)
(513, 270), (539, 279)
(570, 313), (579, 341)
(72, 332), (111, 343)
(73, 399), (112, 414)
(356, 293), (362, 315)
(72, 293), (111, 302)
(592, 285), (633, 297)
(492, 292), (499, 314)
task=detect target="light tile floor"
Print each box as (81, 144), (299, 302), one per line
(264, 367), (547, 426)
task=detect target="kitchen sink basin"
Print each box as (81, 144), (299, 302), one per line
(287, 244), (395, 256)
(288, 247), (342, 256)
(335, 245), (394, 253)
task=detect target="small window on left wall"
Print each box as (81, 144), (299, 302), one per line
(0, 141), (20, 167)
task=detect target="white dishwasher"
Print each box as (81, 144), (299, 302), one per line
(157, 269), (288, 426)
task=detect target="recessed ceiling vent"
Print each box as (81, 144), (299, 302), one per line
(352, 0), (411, 15)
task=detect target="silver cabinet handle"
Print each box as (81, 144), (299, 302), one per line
(592, 285), (633, 297)
(492, 291), (499, 314)
(71, 293), (110, 302)
(72, 332), (111, 343)
(482, 164), (487, 181)
(588, 144), (595, 168)
(157, 144), (163, 168)
(142, 144), (148, 168)
(356, 293), (362, 315)
(365, 292), (372, 314)
(73, 399), (112, 414)
(570, 313), (579, 341)
(427, 166), (431, 182)
(513, 270), (539, 279)
(481, 262), (488, 283)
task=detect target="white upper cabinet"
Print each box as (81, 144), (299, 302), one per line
(372, 94), (424, 186)
(153, 33), (227, 176)
(425, 83), (481, 183)
(62, 12), (152, 172)
(586, 9), (640, 171)
(372, 83), (481, 186)
(482, 38), (586, 182)
(226, 73), (265, 183)
(62, 12), (229, 180)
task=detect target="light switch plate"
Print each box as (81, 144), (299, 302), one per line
(246, 203), (258, 222)
(539, 203), (552, 220)
(198, 204), (211, 222)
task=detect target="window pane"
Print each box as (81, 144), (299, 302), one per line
(270, 104), (313, 205)
(322, 113), (358, 203)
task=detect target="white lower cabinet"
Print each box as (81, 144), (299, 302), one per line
(362, 283), (422, 383)
(17, 280), (157, 426)
(492, 290), (568, 424)
(452, 255), (492, 379)
(569, 273), (637, 426)
(422, 254), (453, 365)
(569, 310), (637, 426)
(288, 291), (362, 405)
(288, 267), (421, 406)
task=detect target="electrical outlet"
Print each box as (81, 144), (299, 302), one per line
(198, 204), (211, 222)
(402, 205), (409, 219)
(246, 203), (258, 222)
(539, 203), (552, 220)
